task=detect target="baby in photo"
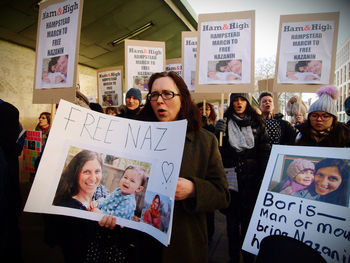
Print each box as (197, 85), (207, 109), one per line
(90, 165), (147, 220)
(273, 158), (315, 195)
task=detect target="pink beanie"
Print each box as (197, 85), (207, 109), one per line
(287, 158), (315, 179)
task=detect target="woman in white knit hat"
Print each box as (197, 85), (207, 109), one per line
(295, 85), (350, 147)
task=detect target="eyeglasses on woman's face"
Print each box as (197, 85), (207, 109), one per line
(309, 112), (332, 121)
(147, 91), (180, 101)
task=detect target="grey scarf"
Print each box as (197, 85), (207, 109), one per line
(227, 114), (254, 152)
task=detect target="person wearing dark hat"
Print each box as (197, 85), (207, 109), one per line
(258, 91), (296, 146)
(296, 86), (350, 147)
(118, 88), (142, 119)
(215, 93), (270, 263)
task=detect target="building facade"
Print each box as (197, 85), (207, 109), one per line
(335, 37), (350, 123)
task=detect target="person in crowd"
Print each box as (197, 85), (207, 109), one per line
(91, 165), (147, 220)
(98, 71), (230, 262)
(272, 158), (315, 195)
(46, 150), (128, 263)
(35, 112), (51, 150)
(258, 91), (296, 146)
(117, 88), (142, 120)
(139, 71), (230, 262)
(0, 99), (23, 262)
(143, 194), (161, 230)
(344, 96), (350, 127)
(89, 102), (104, 113)
(197, 102), (217, 133)
(31, 112), (51, 182)
(215, 93), (270, 263)
(286, 95), (308, 126)
(105, 107), (118, 116)
(295, 85), (350, 147)
(294, 158), (349, 206)
(196, 101), (217, 242)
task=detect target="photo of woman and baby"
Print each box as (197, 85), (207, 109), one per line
(52, 147), (171, 232)
(286, 60), (322, 81)
(207, 59), (242, 81)
(41, 55), (68, 86)
(270, 156), (350, 207)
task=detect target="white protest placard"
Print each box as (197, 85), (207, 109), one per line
(24, 100), (187, 246)
(166, 58), (182, 77)
(274, 12), (339, 93)
(33, 0), (83, 104)
(97, 66), (123, 108)
(182, 31), (197, 91)
(125, 39), (165, 94)
(196, 11), (255, 93)
(243, 145), (350, 262)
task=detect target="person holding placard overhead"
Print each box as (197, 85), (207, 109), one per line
(215, 93), (270, 263)
(99, 71), (230, 263)
(295, 85), (350, 147)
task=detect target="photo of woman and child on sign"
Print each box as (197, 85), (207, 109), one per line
(207, 59), (242, 82)
(269, 156), (350, 207)
(286, 60), (322, 81)
(52, 147), (171, 232)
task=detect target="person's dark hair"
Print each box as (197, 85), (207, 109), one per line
(197, 102), (217, 125)
(224, 95), (264, 126)
(89, 102), (104, 113)
(48, 57), (59, 73)
(35, 112), (51, 130)
(216, 60), (229, 72)
(294, 61), (309, 72)
(314, 158), (350, 206)
(53, 150), (102, 205)
(295, 118), (348, 147)
(138, 71), (201, 131)
(258, 91), (273, 104)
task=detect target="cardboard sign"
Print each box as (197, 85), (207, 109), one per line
(97, 66), (123, 108)
(196, 11), (255, 93)
(243, 145), (350, 262)
(24, 100), (187, 246)
(125, 39), (165, 94)
(182, 31), (198, 91)
(274, 12), (339, 92)
(33, 0), (83, 104)
(166, 58), (182, 77)
(23, 131), (42, 173)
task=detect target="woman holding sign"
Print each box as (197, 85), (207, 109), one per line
(294, 158), (350, 206)
(126, 71), (230, 263)
(215, 93), (270, 263)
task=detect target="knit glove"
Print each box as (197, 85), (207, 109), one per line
(215, 118), (226, 133)
(201, 115), (209, 126)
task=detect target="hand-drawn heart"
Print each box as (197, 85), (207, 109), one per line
(161, 161), (174, 183)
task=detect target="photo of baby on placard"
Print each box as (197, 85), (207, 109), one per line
(286, 60), (322, 81)
(53, 146), (151, 222)
(41, 55), (69, 87)
(207, 59), (242, 82)
(269, 155), (350, 207)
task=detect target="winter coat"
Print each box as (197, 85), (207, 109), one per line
(295, 122), (350, 147)
(160, 128), (230, 263)
(219, 116), (270, 209)
(266, 113), (297, 145)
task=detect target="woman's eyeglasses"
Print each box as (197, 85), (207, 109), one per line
(309, 113), (332, 121)
(147, 91), (180, 101)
